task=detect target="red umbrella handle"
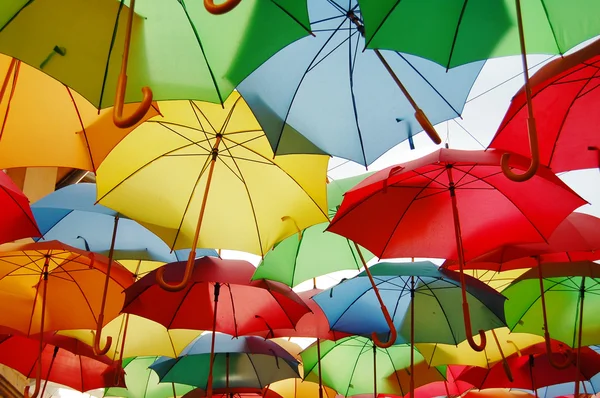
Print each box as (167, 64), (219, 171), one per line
(462, 301), (487, 352)
(113, 0), (153, 128)
(204, 0), (242, 14)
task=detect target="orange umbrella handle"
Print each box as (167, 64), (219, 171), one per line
(204, 0), (242, 15)
(93, 313), (113, 355)
(24, 369), (41, 398)
(156, 256), (195, 292)
(112, 0), (153, 129)
(371, 305), (398, 348)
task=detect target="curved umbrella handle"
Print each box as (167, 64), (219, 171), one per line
(113, 78), (153, 128)
(463, 302), (486, 352)
(501, 117), (539, 182)
(156, 255), (194, 292)
(204, 0), (242, 14)
(371, 304), (397, 348)
(544, 332), (572, 369)
(93, 313), (113, 355)
(23, 367), (42, 398)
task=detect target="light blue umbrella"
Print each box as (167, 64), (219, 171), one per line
(238, 0), (485, 166)
(32, 183), (218, 262)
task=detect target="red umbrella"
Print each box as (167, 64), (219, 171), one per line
(0, 333), (124, 396)
(443, 212), (600, 272)
(489, 38), (600, 172)
(183, 388), (282, 397)
(0, 171), (40, 244)
(328, 148), (585, 351)
(405, 365), (473, 398)
(457, 341), (600, 392)
(122, 256), (310, 396)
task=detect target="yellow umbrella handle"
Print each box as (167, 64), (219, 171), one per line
(204, 0), (242, 14)
(491, 329), (513, 382)
(113, 0), (153, 129)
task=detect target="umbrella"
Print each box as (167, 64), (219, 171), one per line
(301, 336), (444, 397)
(268, 378), (338, 398)
(0, 0), (311, 127)
(95, 93), (329, 292)
(359, 0), (600, 180)
(32, 183), (214, 357)
(104, 356), (193, 398)
(252, 173), (374, 288)
(327, 148), (585, 352)
(0, 170), (40, 245)
(122, 256), (309, 396)
(504, 261), (600, 394)
(457, 341), (600, 393)
(0, 54), (158, 170)
(0, 333), (125, 398)
(150, 334), (301, 391)
(462, 269), (529, 292)
(183, 389), (283, 398)
(238, 0), (485, 165)
(407, 365), (473, 398)
(59, 314), (202, 359)
(489, 38), (600, 172)
(443, 212), (600, 272)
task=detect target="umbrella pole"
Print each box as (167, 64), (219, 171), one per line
(500, 0), (540, 182)
(446, 166), (486, 351)
(491, 329), (514, 382)
(93, 215), (120, 355)
(112, 0), (153, 128)
(25, 257), (50, 398)
(345, 11), (441, 146)
(410, 275), (415, 398)
(113, 312), (131, 386)
(171, 382), (177, 398)
(373, 344), (377, 397)
(574, 277), (586, 398)
(0, 58), (18, 103)
(40, 346), (59, 397)
(316, 338), (323, 398)
(157, 135), (223, 291)
(353, 241), (397, 348)
(536, 261), (571, 369)
(206, 282), (221, 398)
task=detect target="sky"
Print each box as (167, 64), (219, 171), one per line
(47, 38), (600, 398)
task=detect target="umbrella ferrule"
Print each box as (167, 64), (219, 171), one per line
(213, 282), (221, 302)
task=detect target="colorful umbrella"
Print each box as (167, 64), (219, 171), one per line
(0, 0), (311, 127)
(489, 38), (600, 172)
(0, 333), (125, 398)
(268, 378), (338, 398)
(104, 356), (193, 398)
(327, 148), (585, 351)
(0, 55), (157, 170)
(359, 0), (600, 180)
(252, 174), (374, 288)
(96, 93), (328, 291)
(0, 170), (40, 245)
(463, 269), (529, 292)
(238, 0), (485, 165)
(183, 389), (283, 398)
(122, 256), (309, 396)
(150, 334), (301, 391)
(443, 212), (600, 272)
(301, 336), (444, 397)
(407, 365), (473, 398)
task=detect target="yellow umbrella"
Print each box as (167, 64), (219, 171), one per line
(96, 91), (329, 291)
(118, 259), (167, 280)
(0, 55), (159, 170)
(464, 268), (529, 292)
(58, 314), (201, 359)
(417, 327), (544, 368)
(269, 378), (337, 398)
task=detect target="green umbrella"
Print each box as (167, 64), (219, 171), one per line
(504, 261), (600, 397)
(104, 357), (193, 398)
(301, 336), (445, 397)
(358, 0), (600, 182)
(0, 0), (310, 126)
(252, 173), (374, 287)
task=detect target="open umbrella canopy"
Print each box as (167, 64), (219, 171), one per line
(313, 261), (507, 345)
(238, 0), (484, 165)
(268, 378), (338, 398)
(504, 261), (600, 347)
(0, 0), (310, 108)
(104, 356), (193, 398)
(358, 0), (600, 68)
(0, 241), (133, 335)
(489, 38), (600, 172)
(150, 334), (301, 390)
(96, 92), (329, 257)
(407, 365), (473, 398)
(32, 183), (217, 263)
(0, 170), (40, 245)
(0, 55), (158, 170)
(122, 256), (310, 335)
(301, 336), (445, 397)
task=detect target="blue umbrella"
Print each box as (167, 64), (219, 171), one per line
(31, 183), (218, 357)
(150, 334), (300, 393)
(238, 0), (485, 166)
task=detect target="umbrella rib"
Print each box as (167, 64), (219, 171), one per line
(246, 353), (265, 388)
(362, 0), (401, 50)
(548, 66), (600, 166)
(65, 86), (96, 171)
(508, 279), (563, 331)
(308, 29), (358, 73)
(444, 0), (469, 70)
(164, 282), (195, 329)
(0, 184), (42, 236)
(154, 121), (214, 153)
(190, 100), (219, 137)
(538, 0), (563, 54)
(348, 17), (369, 166)
(36, 209), (76, 240)
(27, 272), (44, 336)
(226, 283), (240, 336)
(344, 338), (371, 396)
(417, 277), (461, 344)
(97, 0), (125, 110)
(177, 1), (224, 105)
(60, 267), (101, 324)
